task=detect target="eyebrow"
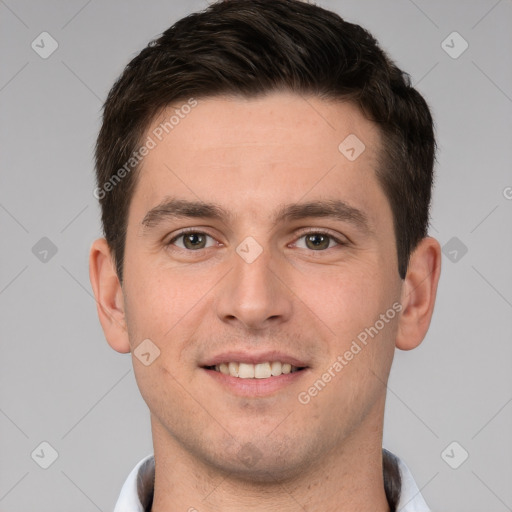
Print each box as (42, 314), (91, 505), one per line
(141, 197), (373, 234)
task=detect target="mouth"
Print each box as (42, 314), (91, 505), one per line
(203, 361), (307, 379)
(200, 351), (310, 397)
(200, 353), (310, 397)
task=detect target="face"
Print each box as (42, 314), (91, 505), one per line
(121, 92), (404, 480)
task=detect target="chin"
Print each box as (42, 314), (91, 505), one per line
(201, 436), (313, 484)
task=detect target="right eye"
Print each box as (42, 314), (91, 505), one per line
(167, 230), (217, 251)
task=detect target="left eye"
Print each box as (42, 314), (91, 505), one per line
(294, 232), (341, 251)
(170, 232), (216, 250)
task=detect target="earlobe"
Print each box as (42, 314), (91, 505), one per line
(396, 237), (442, 351)
(89, 238), (131, 354)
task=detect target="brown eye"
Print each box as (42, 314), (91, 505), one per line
(183, 233), (206, 249)
(294, 231), (345, 251)
(305, 233), (331, 250)
(170, 232), (215, 250)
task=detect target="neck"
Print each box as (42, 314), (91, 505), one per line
(150, 410), (390, 512)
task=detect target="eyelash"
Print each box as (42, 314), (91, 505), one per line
(293, 230), (348, 250)
(167, 228), (348, 251)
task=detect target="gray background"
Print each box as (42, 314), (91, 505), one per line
(1, 0), (511, 510)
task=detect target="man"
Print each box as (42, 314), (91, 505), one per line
(89, 0), (441, 510)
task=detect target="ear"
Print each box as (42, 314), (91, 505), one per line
(396, 236), (442, 351)
(89, 238), (131, 353)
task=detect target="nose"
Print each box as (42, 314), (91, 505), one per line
(215, 241), (293, 331)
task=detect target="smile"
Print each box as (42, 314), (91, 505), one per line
(205, 361), (305, 379)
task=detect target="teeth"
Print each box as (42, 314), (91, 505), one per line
(238, 363), (255, 378)
(270, 361), (282, 376)
(228, 362), (239, 377)
(212, 361), (303, 379)
(255, 362), (271, 379)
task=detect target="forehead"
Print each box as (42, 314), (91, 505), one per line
(146, 92), (379, 159)
(130, 91), (389, 231)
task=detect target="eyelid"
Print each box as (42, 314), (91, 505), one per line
(167, 227), (219, 248)
(292, 228), (350, 247)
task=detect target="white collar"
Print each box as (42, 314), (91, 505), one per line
(113, 452), (430, 512)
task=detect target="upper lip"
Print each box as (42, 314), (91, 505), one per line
(201, 350), (309, 368)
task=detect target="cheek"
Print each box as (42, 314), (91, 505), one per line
(122, 266), (201, 350)
(299, 262), (399, 392)
(296, 263), (388, 340)
(123, 270), (210, 412)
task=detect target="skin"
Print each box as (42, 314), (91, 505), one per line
(89, 91), (441, 511)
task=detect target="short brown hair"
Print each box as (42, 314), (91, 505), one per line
(95, 0), (435, 283)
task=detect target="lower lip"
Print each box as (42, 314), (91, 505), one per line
(203, 368), (309, 397)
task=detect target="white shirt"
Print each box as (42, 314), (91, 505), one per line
(113, 452), (430, 512)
